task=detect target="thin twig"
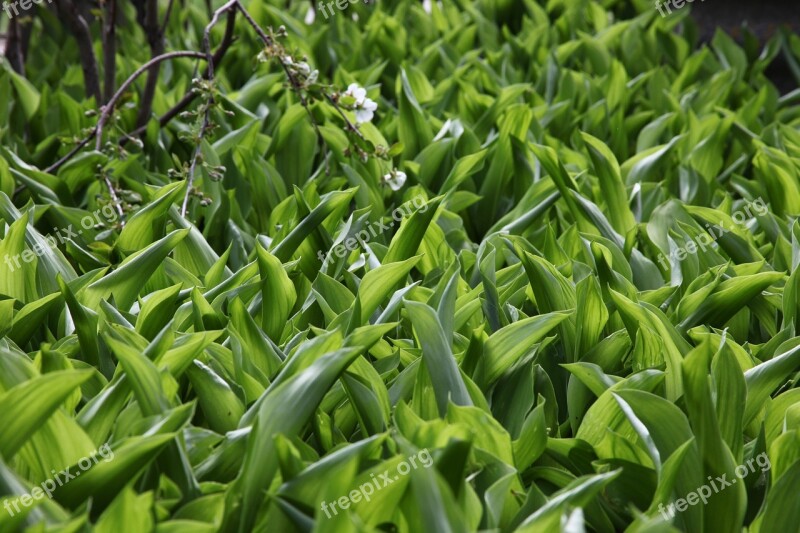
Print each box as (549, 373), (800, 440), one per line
(101, 170), (126, 225)
(203, 1), (237, 80)
(44, 50), (206, 175)
(325, 93), (364, 138)
(180, 0), (237, 217)
(235, 2), (363, 140)
(95, 51), (207, 151)
(44, 135), (95, 174)
(232, 1), (272, 45)
(121, 7), (237, 145)
(180, 130), (206, 217)
(159, 0), (177, 37)
(95, 51), (205, 223)
(233, 0), (339, 174)
(243, 3), (363, 140)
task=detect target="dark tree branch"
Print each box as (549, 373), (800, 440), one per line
(160, 0), (177, 37)
(135, 0), (165, 128)
(160, 5), (238, 121)
(59, 0), (102, 103)
(19, 14), (33, 68)
(48, 0), (353, 182)
(97, 50), (206, 224)
(102, 0), (117, 103)
(5, 18), (25, 75)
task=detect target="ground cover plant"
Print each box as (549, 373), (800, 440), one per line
(1, 0), (800, 531)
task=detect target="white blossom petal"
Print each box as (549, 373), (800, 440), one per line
(353, 88), (367, 104)
(355, 108), (374, 124)
(344, 84), (369, 105)
(383, 170), (407, 191)
(362, 98), (378, 112)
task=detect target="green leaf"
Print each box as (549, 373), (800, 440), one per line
(484, 311), (571, 384)
(0, 371), (92, 459)
(406, 300), (472, 416)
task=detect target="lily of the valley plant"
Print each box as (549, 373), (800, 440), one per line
(0, 1), (800, 532)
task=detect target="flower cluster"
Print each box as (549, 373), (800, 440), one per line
(280, 56), (319, 85)
(257, 31), (405, 189)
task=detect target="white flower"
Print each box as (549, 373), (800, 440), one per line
(344, 83), (368, 105)
(355, 98), (377, 124)
(343, 83), (378, 124)
(383, 169), (407, 191)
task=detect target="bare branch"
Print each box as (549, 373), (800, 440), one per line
(59, 0), (102, 103)
(102, 0), (117, 102)
(203, 0), (237, 79)
(96, 50), (206, 223)
(159, 0), (177, 37)
(44, 50), (207, 175)
(180, 128), (206, 217)
(121, 6), (238, 145)
(233, 1), (273, 45)
(135, 0), (166, 128)
(233, 2), (363, 141)
(325, 92), (365, 138)
(5, 18), (25, 75)
(96, 51), (207, 151)
(180, 0), (238, 217)
(44, 135), (95, 174)
(101, 171), (126, 225)
(233, 0), (340, 174)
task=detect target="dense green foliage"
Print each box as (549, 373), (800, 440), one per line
(1, 0), (800, 531)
